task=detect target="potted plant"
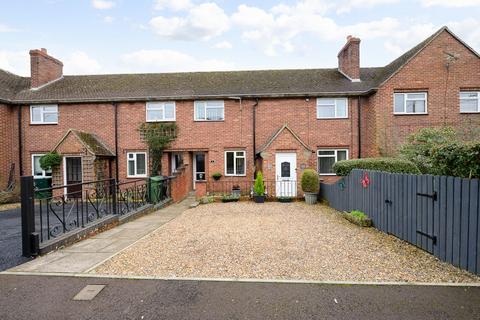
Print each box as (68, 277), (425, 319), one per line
(232, 184), (241, 197)
(277, 196), (293, 203)
(212, 172), (222, 181)
(253, 172), (266, 203)
(301, 169), (319, 205)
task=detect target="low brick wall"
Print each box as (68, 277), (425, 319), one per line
(170, 166), (190, 202)
(195, 181), (207, 198)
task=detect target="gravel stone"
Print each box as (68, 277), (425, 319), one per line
(93, 202), (480, 283)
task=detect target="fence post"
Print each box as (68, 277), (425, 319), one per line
(111, 178), (117, 215)
(21, 176), (38, 257)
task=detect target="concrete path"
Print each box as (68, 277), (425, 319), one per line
(7, 196), (194, 274)
(1, 274), (479, 320)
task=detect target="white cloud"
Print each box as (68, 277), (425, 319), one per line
(0, 23), (17, 32)
(214, 41), (233, 49)
(121, 49), (234, 72)
(383, 23), (437, 55)
(420, 0), (480, 7)
(337, 0), (400, 13)
(64, 51), (102, 75)
(103, 16), (115, 23)
(448, 18), (480, 50)
(0, 50), (29, 76)
(91, 0), (115, 10)
(150, 2), (229, 40)
(154, 0), (192, 11)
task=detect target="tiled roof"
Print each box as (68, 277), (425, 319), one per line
(1, 27), (476, 104)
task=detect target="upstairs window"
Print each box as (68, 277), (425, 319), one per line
(30, 105), (58, 124)
(127, 152), (147, 177)
(460, 91), (480, 113)
(316, 98), (348, 119)
(194, 100), (224, 121)
(317, 149), (348, 175)
(32, 154), (52, 178)
(225, 151), (246, 176)
(146, 102), (176, 122)
(394, 92), (427, 114)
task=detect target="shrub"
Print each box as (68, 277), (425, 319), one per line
(301, 169), (319, 193)
(253, 171), (265, 195)
(350, 210), (367, 219)
(333, 158), (420, 176)
(39, 152), (62, 170)
(399, 127), (457, 174)
(211, 172), (222, 180)
(344, 210), (372, 227)
(430, 142), (480, 179)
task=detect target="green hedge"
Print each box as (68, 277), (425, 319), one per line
(333, 157), (420, 176)
(430, 142), (480, 179)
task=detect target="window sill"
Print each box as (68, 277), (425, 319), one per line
(194, 120), (225, 122)
(393, 112), (428, 116)
(460, 111), (480, 114)
(126, 175), (147, 179)
(316, 117), (348, 120)
(319, 173), (337, 176)
(146, 119), (176, 122)
(30, 122), (58, 125)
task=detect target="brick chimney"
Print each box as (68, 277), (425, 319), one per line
(29, 48), (63, 89)
(338, 35), (361, 82)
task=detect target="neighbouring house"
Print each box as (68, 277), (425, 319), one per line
(0, 26), (479, 199)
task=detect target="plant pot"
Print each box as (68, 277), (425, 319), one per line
(278, 197), (293, 203)
(232, 189), (241, 197)
(304, 192), (318, 205)
(253, 195), (265, 203)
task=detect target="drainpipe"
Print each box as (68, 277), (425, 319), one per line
(253, 98), (259, 175)
(357, 96), (362, 159)
(17, 105), (23, 176)
(113, 103), (119, 182)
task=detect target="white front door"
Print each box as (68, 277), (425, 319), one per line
(275, 153), (297, 197)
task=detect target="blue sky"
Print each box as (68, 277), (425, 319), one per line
(1, 0), (479, 76)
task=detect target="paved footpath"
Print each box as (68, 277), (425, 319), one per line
(0, 274), (479, 320)
(7, 196), (194, 274)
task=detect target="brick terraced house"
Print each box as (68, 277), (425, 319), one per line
(0, 26), (479, 198)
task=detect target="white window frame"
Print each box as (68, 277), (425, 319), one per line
(30, 104), (58, 124)
(31, 154), (52, 179)
(459, 91), (480, 113)
(194, 100), (225, 121)
(171, 152), (183, 174)
(127, 152), (147, 178)
(146, 101), (176, 122)
(393, 92), (428, 115)
(316, 98), (348, 119)
(317, 149), (349, 176)
(224, 150), (246, 176)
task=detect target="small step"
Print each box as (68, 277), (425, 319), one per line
(189, 201), (200, 208)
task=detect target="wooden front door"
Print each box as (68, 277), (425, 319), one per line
(65, 157), (82, 198)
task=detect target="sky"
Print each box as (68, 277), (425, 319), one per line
(0, 0), (480, 76)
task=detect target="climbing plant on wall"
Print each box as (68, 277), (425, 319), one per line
(138, 122), (178, 176)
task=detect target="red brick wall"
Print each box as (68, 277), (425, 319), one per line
(0, 103), (19, 186)
(371, 30), (480, 156)
(170, 166), (189, 202)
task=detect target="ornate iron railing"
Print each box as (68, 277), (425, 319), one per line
(33, 177), (172, 245)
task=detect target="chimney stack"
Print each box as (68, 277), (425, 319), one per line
(338, 35), (361, 82)
(30, 48), (63, 89)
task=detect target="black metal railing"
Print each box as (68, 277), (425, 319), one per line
(206, 180), (298, 198)
(21, 176), (173, 256)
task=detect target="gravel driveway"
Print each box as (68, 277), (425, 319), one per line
(93, 202), (479, 283)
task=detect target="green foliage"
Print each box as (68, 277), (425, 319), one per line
(333, 158), (420, 176)
(253, 171), (265, 195)
(138, 122), (178, 176)
(350, 210), (368, 219)
(301, 169), (319, 193)
(39, 152), (62, 170)
(221, 194), (240, 202)
(399, 127), (457, 174)
(430, 142), (480, 179)
(399, 126), (480, 178)
(212, 172), (222, 180)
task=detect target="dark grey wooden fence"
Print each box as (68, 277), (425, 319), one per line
(320, 169), (480, 275)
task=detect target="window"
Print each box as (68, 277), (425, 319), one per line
(316, 98), (348, 119)
(317, 149), (348, 175)
(460, 91), (480, 113)
(30, 105), (58, 124)
(32, 154), (52, 178)
(146, 102), (176, 122)
(394, 92), (427, 114)
(194, 100), (224, 121)
(171, 153), (183, 174)
(225, 151), (246, 176)
(127, 152), (147, 177)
